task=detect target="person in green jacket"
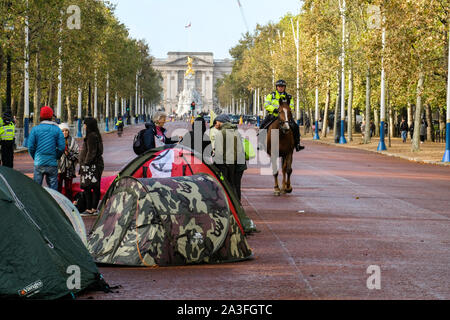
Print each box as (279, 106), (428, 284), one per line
(213, 114), (247, 201)
(0, 111), (15, 168)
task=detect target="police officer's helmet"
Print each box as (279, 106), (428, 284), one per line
(3, 111), (12, 123)
(275, 79), (287, 87)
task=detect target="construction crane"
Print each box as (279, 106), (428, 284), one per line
(237, 0), (249, 33)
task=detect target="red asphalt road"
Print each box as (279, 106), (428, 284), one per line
(13, 121), (450, 300)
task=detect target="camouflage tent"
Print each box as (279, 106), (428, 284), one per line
(87, 174), (252, 266)
(100, 145), (256, 234)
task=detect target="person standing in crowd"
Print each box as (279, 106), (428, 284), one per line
(27, 106), (65, 190)
(213, 114), (247, 201)
(0, 111), (15, 168)
(210, 118), (220, 153)
(143, 111), (181, 152)
(79, 117), (104, 215)
(408, 122), (414, 140)
(419, 118), (427, 143)
(181, 115), (211, 159)
(400, 117), (409, 143)
(116, 116), (124, 137)
(57, 123), (79, 201)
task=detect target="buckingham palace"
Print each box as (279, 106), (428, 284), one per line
(152, 52), (233, 114)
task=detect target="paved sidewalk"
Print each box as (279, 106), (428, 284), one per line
(303, 132), (450, 166)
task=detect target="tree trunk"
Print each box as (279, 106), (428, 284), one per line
(333, 84), (340, 142)
(412, 71), (425, 152)
(17, 83), (24, 128)
(65, 95), (72, 125)
(364, 67), (371, 144)
(33, 50), (41, 125)
(407, 102), (413, 140)
(48, 74), (54, 108)
(321, 80), (331, 138)
(439, 107), (445, 141)
(425, 104), (434, 142)
(347, 66), (353, 141)
(0, 47), (3, 114)
(374, 107), (379, 137)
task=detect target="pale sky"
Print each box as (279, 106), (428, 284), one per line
(111, 0), (302, 59)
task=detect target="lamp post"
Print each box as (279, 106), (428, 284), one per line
(314, 35), (320, 140)
(339, 0), (347, 144)
(377, 16), (387, 151)
(4, 1), (14, 114)
(105, 72), (110, 132)
(23, 0), (30, 146)
(291, 17), (300, 125)
(443, 26), (450, 162)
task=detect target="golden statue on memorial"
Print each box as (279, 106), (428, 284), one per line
(185, 56), (195, 78)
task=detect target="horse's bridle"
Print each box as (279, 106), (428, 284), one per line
(277, 107), (292, 134)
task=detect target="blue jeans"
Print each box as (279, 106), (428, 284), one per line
(34, 165), (58, 190)
(401, 131), (407, 142)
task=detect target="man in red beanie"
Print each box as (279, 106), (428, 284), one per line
(27, 106), (65, 190)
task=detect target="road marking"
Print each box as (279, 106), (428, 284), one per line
(242, 192), (318, 298)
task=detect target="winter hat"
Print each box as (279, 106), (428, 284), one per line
(215, 114), (230, 123)
(59, 123), (70, 131)
(40, 106), (54, 120)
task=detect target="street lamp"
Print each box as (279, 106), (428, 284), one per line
(443, 25), (450, 162)
(4, 8), (14, 114)
(338, 0), (347, 144)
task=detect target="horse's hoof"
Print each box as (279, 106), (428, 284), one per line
(274, 190), (281, 196)
(285, 188), (293, 194)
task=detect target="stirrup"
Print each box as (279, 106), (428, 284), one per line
(296, 144), (305, 152)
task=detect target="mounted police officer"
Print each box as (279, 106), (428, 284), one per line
(259, 79), (304, 152)
(0, 111), (16, 168)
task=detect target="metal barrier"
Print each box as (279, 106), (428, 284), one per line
(13, 118), (139, 151)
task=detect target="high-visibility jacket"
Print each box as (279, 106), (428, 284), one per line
(0, 123), (15, 141)
(264, 91), (295, 116)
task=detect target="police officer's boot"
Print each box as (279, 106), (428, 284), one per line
(290, 120), (305, 152)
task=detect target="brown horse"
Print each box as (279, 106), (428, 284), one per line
(266, 98), (295, 196)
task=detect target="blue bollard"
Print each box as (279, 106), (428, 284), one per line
(77, 118), (82, 138)
(443, 122), (450, 162)
(313, 120), (320, 140)
(23, 117), (30, 147)
(377, 121), (387, 151)
(339, 120), (347, 144)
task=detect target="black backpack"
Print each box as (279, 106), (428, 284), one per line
(133, 129), (147, 155)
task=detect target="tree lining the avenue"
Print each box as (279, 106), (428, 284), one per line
(218, 0), (449, 152)
(0, 0), (162, 127)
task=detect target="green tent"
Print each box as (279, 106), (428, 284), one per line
(0, 167), (108, 299)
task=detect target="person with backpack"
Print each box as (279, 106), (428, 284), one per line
(134, 111), (181, 155)
(213, 114), (247, 201)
